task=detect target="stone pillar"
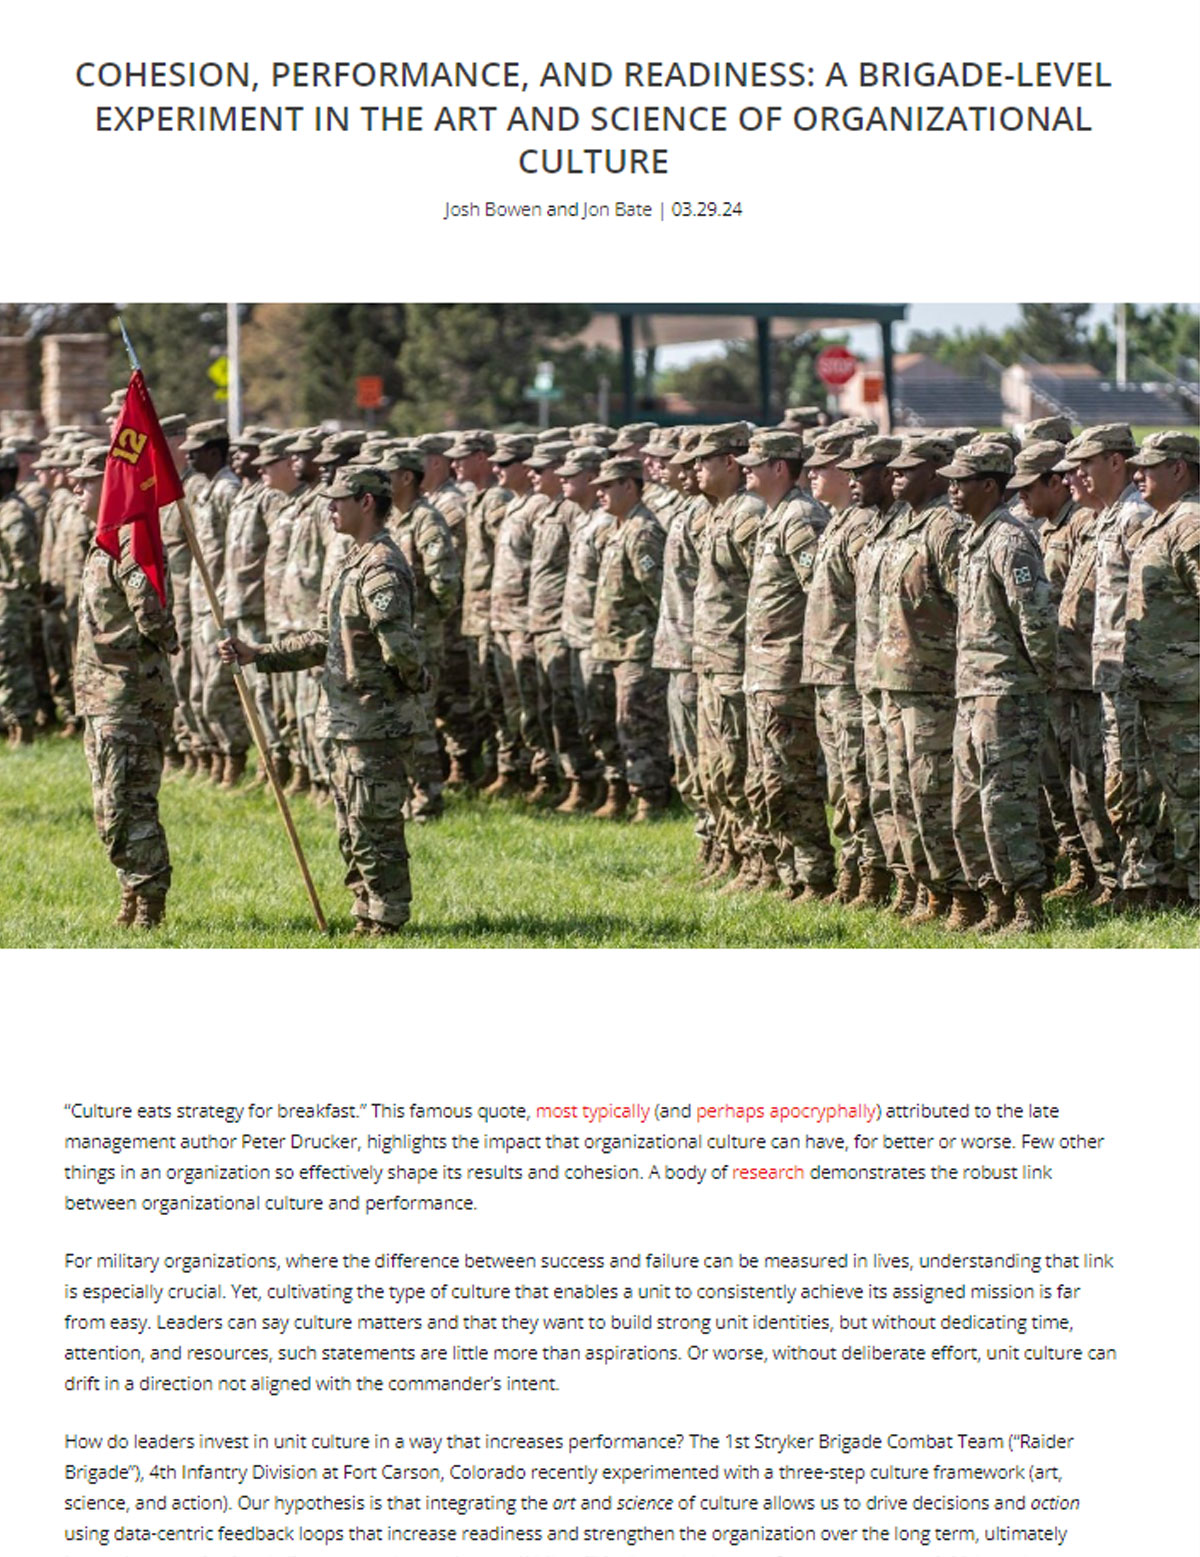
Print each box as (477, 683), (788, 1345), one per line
(41, 333), (111, 428)
(0, 337), (34, 438)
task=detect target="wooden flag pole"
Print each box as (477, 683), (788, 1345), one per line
(176, 493), (329, 934)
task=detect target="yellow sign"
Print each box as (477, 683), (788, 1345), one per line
(208, 356), (230, 387)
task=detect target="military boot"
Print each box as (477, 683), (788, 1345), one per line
(630, 793), (670, 823)
(719, 854), (761, 895)
(8, 722), (35, 747)
(793, 880), (834, 905)
(206, 751), (224, 782)
(1162, 885), (1190, 910)
(163, 750), (184, 773)
(889, 877), (920, 917)
(701, 843), (734, 883)
(133, 896), (166, 930)
(833, 863), (860, 905)
(997, 886), (1046, 936)
(555, 779), (595, 814)
(524, 774), (564, 807)
(945, 888), (986, 932)
(1044, 857), (1093, 902)
(1115, 886), (1153, 915)
(444, 757), (473, 791)
(114, 887), (139, 928)
(482, 771), (523, 800)
(221, 753), (247, 789)
(908, 885), (953, 925)
(754, 856), (783, 892)
(182, 752), (199, 777)
(976, 883), (1015, 935)
(849, 866), (892, 910)
(285, 762), (311, 796)
(593, 778), (630, 820)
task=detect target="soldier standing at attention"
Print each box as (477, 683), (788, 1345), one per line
(943, 442), (1057, 934)
(874, 436), (965, 924)
(740, 430), (834, 900)
(589, 457), (670, 819)
(453, 430), (510, 790)
(0, 447), (41, 745)
(222, 467), (426, 937)
(221, 425), (282, 787)
(801, 427), (886, 904)
(1124, 433), (1200, 909)
(71, 445), (179, 929)
(692, 423), (765, 886)
(558, 444), (618, 813)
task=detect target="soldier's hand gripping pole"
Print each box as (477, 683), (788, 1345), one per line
(176, 494), (329, 934)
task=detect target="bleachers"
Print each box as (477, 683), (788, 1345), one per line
(895, 376), (1005, 427)
(1029, 376), (1193, 426)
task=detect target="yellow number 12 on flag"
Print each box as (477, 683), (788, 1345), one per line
(111, 428), (148, 465)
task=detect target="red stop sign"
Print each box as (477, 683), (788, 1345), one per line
(816, 346), (859, 388)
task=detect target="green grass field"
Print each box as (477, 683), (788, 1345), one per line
(0, 739), (1194, 949)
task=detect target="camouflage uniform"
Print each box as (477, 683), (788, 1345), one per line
(281, 481), (333, 783)
(0, 473), (41, 735)
(460, 470), (512, 775)
(224, 471), (286, 757)
(37, 469), (77, 725)
(189, 462), (245, 757)
(693, 437), (765, 856)
(801, 490), (884, 873)
(652, 470), (709, 830)
(424, 471), (475, 769)
(75, 530), (179, 907)
(742, 444), (834, 891)
(489, 481), (552, 783)
(1123, 459), (1199, 900)
(529, 482), (590, 783)
(256, 498), (426, 930)
(591, 481), (670, 803)
(951, 461), (1057, 891)
(874, 446), (965, 892)
(561, 476), (619, 786)
(1083, 435), (1160, 888)
(387, 485), (461, 816)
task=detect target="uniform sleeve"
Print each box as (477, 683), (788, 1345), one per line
(784, 510), (823, 591)
(417, 509), (462, 618)
(257, 628), (328, 672)
(116, 539), (180, 654)
(0, 504), (40, 591)
(1173, 514), (1200, 599)
(363, 562), (425, 691)
(631, 521), (665, 606)
(1000, 531), (1056, 684)
(928, 511), (965, 598)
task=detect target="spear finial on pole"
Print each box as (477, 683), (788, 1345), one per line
(117, 314), (142, 374)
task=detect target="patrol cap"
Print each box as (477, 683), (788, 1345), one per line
(0, 447), (19, 472)
(67, 444), (109, 482)
(987, 431), (1020, 457)
(782, 405), (823, 429)
(231, 423), (278, 451)
(1127, 430), (1200, 467)
(572, 422), (617, 448)
(32, 446), (65, 470)
(4, 435), (39, 455)
(314, 429), (367, 466)
(325, 465), (391, 501)
(1007, 440), (1067, 489)
(839, 435), (902, 471)
(558, 444), (607, 478)
(692, 422), (752, 459)
(1063, 423), (1136, 461)
(942, 426), (979, 448)
(252, 433), (295, 468)
(159, 414), (189, 438)
(446, 429), (496, 459)
(286, 426), (327, 455)
(492, 434), (535, 465)
(737, 430), (805, 467)
(414, 432), (454, 457)
(180, 418), (229, 451)
(828, 415), (879, 438)
(1023, 415), (1074, 446)
(591, 456), (645, 487)
(527, 440), (573, 470)
(668, 428), (704, 467)
(645, 427), (680, 458)
(805, 429), (859, 467)
(611, 421), (658, 452)
(888, 434), (953, 470)
(101, 389), (127, 418)
(374, 445), (425, 475)
(537, 426), (571, 445)
(937, 439), (1015, 481)
(51, 424), (89, 440)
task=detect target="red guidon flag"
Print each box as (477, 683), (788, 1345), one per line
(96, 370), (183, 605)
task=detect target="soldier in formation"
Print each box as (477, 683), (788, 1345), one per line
(4, 390), (1196, 935)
